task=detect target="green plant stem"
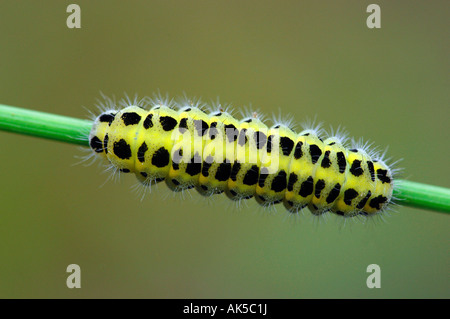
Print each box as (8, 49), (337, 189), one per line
(0, 104), (92, 146)
(393, 180), (450, 214)
(0, 103), (449, 214)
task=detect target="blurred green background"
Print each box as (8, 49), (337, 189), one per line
(0, 0), (448, 298)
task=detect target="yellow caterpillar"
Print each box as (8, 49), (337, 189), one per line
(88, 95), (394, 217)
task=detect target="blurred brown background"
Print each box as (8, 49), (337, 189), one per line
(0, 0), (448, 298)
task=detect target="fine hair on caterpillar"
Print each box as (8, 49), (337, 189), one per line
(87, 93), (397, 220)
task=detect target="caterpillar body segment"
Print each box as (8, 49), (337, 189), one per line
(227, 115), (268, 201)
(256, 124), (297, 207)
(88, 97), (395, 218)
(198, 111), (239, 196)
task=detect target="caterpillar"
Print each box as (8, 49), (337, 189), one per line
(88, 94), (395, 218)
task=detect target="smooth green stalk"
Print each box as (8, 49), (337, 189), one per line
(0, 103), (449, 214)
(393, 180), (450, 214)
(0, 104), (92, 146)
